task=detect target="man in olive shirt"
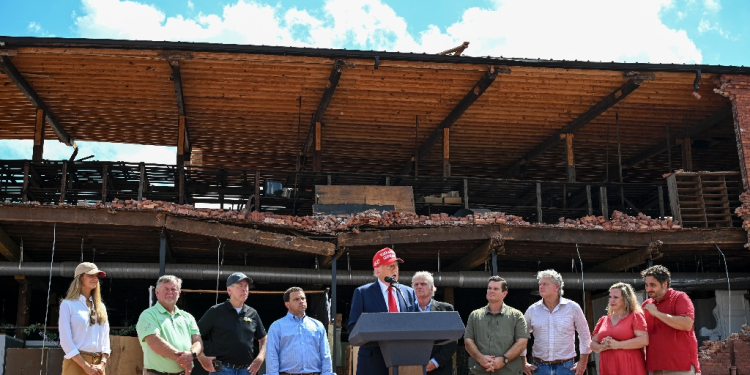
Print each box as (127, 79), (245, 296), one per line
(137, 275), (203, 375)
(465, 276), (529, 375)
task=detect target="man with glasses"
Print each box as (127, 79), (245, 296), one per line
(197, 272), (268, 375)
(137, 275), (204, 375)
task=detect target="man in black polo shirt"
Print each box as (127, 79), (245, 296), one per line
(197, 272), (267, 375)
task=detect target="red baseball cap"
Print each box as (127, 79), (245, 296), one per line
(372, 247), (404, 268)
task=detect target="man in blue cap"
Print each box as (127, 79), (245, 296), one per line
(197, 272), (267, 375)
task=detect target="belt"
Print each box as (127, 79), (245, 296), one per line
(79, 351), (103, 358)
(225, 363), (249, 370)
(534, 357), (575, 365)
(145, 370), (185, 375)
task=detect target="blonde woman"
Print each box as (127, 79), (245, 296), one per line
(58, 263), (111, 375)
(590, 282), (648, 375)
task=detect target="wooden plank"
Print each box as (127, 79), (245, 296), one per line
(562, 133), (575, 182)
(600, 186), (609, 220)
(254, 170), (260, 212)
(682, 138), (693, 171)
(59, 161), (68, 204)
(0, 55), (75, 146)
(666, 174), (682, 225)
(138, 162), (145, 201)
(586, 185), (593, 216)
(338, 223), (747, 249)
(32, 109), (45, 162)
(588, 247), (651, 272)
(0, 205), (168, 227)
(444, 236), (503, 271)
(504, 79), (643, 178)
(401, 65), (507, 175)
(14, 280), (32, 341)
(443, 128), (450, 177)
(21, 162), (29, 203)
(164, 216), (335, 255)
(316, 185), (415, 213)
(101, 164), (108, 203)
(536, 182), (542, 223)
(314, 121), (322, 172)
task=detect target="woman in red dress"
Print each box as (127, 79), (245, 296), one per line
(590, 282), (648, 375)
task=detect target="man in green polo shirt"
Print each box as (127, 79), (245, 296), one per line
(137, 275), (204, 375)
(465, 276), (529, 375)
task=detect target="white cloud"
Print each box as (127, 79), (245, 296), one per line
(73, 0), (702, 63)
(698, 18), (738, 40)
(27, 22), (55, 37)
(187, 0), (194, 11)
(703, 0), (721, 12)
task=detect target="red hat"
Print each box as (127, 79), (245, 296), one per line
(372, 247), (404, 268)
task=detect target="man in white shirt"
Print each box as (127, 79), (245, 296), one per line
(522, 269), (591, 375)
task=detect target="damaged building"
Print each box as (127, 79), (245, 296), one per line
(0, 36), (749, 374)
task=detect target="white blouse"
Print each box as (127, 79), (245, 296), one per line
(58, 295), (111, 359)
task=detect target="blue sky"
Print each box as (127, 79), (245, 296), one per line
(1, 0), (749, 163)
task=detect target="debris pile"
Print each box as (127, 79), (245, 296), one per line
(4, 198), (685, 234)
(556, 211), (680, 231)
(699, 325), (750, 375)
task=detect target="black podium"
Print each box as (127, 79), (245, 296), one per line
(349, 312), (465, 375)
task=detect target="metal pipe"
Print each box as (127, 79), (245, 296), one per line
(1, 262), (747, 290)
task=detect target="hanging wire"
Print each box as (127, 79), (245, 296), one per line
(40, 224), (56, 375)
(18, 238), (23, 269)
(715, 244), (731, 337)
(576, 244), (586, 318)
(215, 238), (222, 305)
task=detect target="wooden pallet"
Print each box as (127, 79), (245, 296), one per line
(666, 171), (741, 228)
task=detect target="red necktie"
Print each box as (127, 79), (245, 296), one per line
(387, 286), (398, 312)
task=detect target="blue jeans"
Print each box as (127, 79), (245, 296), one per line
(533, 359), (576, 375)
(216, 365), (250, 375)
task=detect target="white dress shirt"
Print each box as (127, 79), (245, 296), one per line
(377, 280), (401, 312)
(523, 297), (591, 361)
(58, 295), (111, 359)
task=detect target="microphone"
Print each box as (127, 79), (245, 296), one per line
(384, 276), (410, 311)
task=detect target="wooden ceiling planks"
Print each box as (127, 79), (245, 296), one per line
(0, 41), (739, 181)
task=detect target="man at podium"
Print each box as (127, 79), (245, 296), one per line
(348, 247), (418, 375)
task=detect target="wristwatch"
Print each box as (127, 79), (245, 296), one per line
(501, 355), (509, 364)
(191, 350), (197, 360)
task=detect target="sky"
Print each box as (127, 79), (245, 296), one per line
(0, 0), (749, 163)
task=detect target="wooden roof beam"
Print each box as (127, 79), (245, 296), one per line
(504, 78), (645, 179)
(0, 226), (22, 262)
(619, 106), (732, 170)
(164, 216), (335, 256)
(443, 236), (504, 272)
(337, 224), (746, 248)
(588, 241), (663, 272)
(168, 59), (191, 157)
(0, 55), (75, 147)
(299, 59), (349, 171)
(401, 65), (508, 175)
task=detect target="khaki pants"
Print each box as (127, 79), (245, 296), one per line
(652, 365), (698, 375)
(62, 353), (105, 375)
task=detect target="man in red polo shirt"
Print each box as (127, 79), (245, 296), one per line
(641, 265), (700, 375)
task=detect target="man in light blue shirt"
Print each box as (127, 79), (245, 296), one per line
(265, 287), (334, 375)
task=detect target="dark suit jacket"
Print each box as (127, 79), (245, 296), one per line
(348, 280), (418, 375)
(426, 299), (458, 375)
